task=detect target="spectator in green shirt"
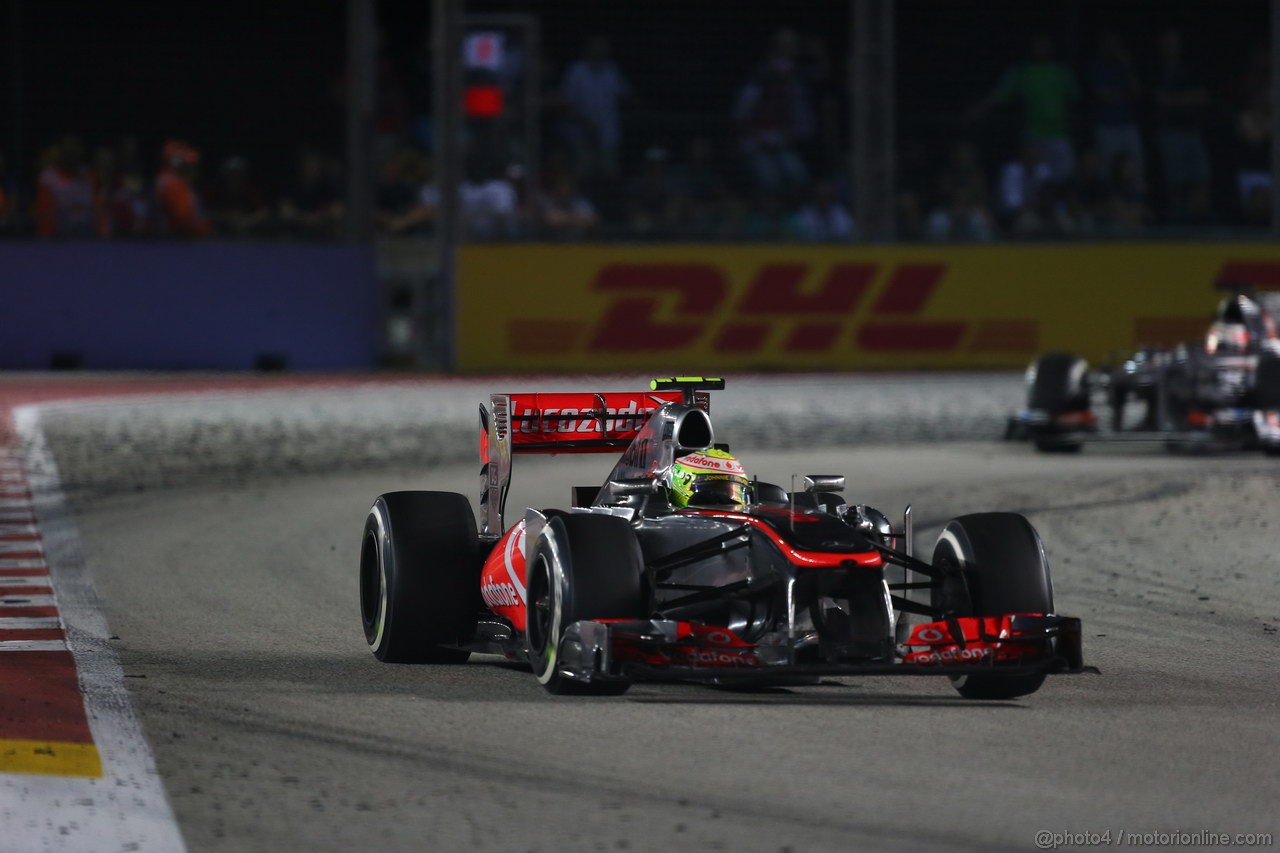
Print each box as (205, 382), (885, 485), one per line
(968, 34), (1081, 182)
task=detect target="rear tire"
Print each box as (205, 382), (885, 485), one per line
(526, 514), (646, 695)
(1257, 356), (1280, 456)
(1254, 354), (1280, 409)
(931, 513), (1054, 700)
(360, 491), (478, 663)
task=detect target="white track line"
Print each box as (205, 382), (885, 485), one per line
(0, 639), (67, 652)
(1, 405), (187, 852)
(0, 617), (61, 629)
(0, 541), (42, 554)
(0, 594), (56, 606)
(0, 559), (47, 570)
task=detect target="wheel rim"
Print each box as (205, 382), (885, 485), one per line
(527, 554), (553, 657)
(360, 529), (385, 644)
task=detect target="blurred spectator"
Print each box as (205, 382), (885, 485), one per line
(669, 137), (731, 237)
(35, 136), (96, 238)
(1067, 147), (1112, 234)
(89, 145), (119, 236)
(1231, 46), (1271, 227)
(1012, 180), (1076, 239)
(741, 193), (794, 240)
(996, 142), (1053, 226)
(796, 34), (842, 173)
(937, 141), (991, 207)
(925, 187), (994, 242)
(626, 146), (679, 237)
(103, 136), (151, 237)
(154, 140), (211, 237)
(376, 148), (432, 234)
(1085, 31), (1145, 191)
(1152, 28), (1212, 223)
(791, 180), (855, 241)
(734, 30), (815, 195)
(205, 157), (273, 237)
(1241, 184), (1272, 229)
(559, 36), (632, 179)
(401, 163), (520, 240)
(969, 34), (1080, 181)
(1106, 152), (1151, 235)
(537, 176), (598, 240)
(669, 137), (724, 207)
(458, 165), (520, 240)
(279, 150), (344, 240)
(895, 191), (925, 241)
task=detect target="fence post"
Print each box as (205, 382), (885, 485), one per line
(433, 0), (465, 370)
(851, 0), (896, 242)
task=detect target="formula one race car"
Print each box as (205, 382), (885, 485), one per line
(1007, 291), (1280, 454)
(360, 377), (1090, 699)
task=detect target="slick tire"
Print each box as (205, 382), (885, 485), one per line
(931, 513), (1054, 700)
(1028, 354), (1089, 453)
(1029, 353), (1090, 413)
(1258, 355), (1280, 456)
(1254, 353), (1280, 410)
(361, 491), (478, 664)
(526, 514), (645, 696)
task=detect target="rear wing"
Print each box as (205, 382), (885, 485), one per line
(479, 377), (722, 535)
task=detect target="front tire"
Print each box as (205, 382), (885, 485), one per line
(526, 514), (646, 695)
(931, 513), (1054, 700)
(1028, 354), (1090, 453)
(360, 491), (478, 663)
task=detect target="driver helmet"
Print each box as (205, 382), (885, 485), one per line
(669, 448), (750, 508)
(1207, 294), (1264, 354)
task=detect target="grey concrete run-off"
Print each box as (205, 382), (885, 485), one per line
(36, 373), (1023, 498)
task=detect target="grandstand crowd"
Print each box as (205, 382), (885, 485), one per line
(3, 20), (1271, 242)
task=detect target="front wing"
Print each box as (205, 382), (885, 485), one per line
(556, 614), (1092, 686)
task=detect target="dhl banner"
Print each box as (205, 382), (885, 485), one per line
(456, 244), (1280, 372)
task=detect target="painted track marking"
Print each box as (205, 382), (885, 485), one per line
(0, 402), (187, 851)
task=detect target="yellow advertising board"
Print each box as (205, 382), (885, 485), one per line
(456, 243), (1280, 372)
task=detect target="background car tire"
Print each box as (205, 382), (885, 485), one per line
(360, 491), (478, 663)
(1255, 355), (1280, 456)
(1029, 353), (1089, 412)
(1028, 353), (1089, 453)
(526, 514), (646, 695)
(931, 512), (1054, 700)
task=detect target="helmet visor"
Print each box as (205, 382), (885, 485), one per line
(687, 476), (749, 507)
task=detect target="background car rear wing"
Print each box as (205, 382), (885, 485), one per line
(478, 378), (721, 536)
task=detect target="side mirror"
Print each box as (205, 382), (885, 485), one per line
(607, 478), (665, 497)
(803, 475), (845, 493)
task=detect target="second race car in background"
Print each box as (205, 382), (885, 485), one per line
(1007, 290), (1280, 454)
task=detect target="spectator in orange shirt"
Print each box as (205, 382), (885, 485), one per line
(35, 136), (96, 238)
(154, 139), (211, 237)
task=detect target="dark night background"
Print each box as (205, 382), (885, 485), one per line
(5, 0), (1269, 220)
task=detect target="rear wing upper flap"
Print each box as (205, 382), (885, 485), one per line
(494, 390), (684, 453)
(486, 377), (721, 454)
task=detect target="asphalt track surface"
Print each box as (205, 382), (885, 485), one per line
(40, 381), (1280, 852)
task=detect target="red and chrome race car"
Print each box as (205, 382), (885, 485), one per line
(360, 377), (1090, 698)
